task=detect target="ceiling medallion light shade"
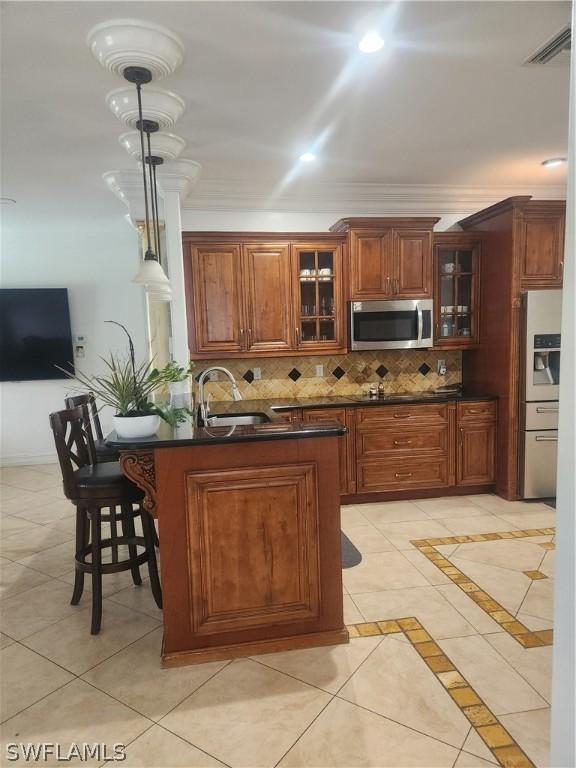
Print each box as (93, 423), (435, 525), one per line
(119, 130), (185, 160)
(106, 87), (185, 129)
(86, 19), (184, 80)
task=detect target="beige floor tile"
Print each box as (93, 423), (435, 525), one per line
(343, 552), (428, 594)
(374, 520), (454, 550)
(339, 636), (469, 747)
(515, 612), (554, 632)
(436, 585), (504, 635)
(461, 728), (499, 764)
(402, 549), (453, 585)
(500, 708), (550, 768)
(340, 505), (370, 531)
(0, 560), (47, 600)
(438, 635), (548, 715)
(0, 489), (59, 517)
(0, 632), (15, 649)
(0, 468), (61, 493)
(16, 540), (76, 579)
(494, 508), (556, 530)
(436, 543), (460, 556)
(454, 750), (497, 767)
(441, 516), (519, 536)
(106, 581), (164, 620)
(279, 697), (459, 767)
(450, 557), (531, 614)
(11, 498), (74, 526)
(0, 679), (151, 766)
(122, 725), (225, 767)
(83, 627), (227, 720)
(452, 539), (546, 573)
(253, 635), (382, 694)
(0, 525), (74, 561)
(23, 600), (160, 675)
(518, 578), (554, 621)
(414, 497), (488, 519)
(344, 524), (395, 553)
(356, 501), (431, 525)
(160, 658), (331, 768)
(353, 586), (478, 640)
(0, 580), (85, 640)
(343, 595), (365, 624)
(29, 463), (62, 477)
(484, 633), (552, 702)
(0, 515), (41, 537)
(0, 642), (74, 721)
(465, 496), (547, 515)
(539, 550), (554, 578)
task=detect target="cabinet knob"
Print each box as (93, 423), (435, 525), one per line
(393, 413), (411, 419)
(395, 472), (413, 479)
(394, 439), (412, 446)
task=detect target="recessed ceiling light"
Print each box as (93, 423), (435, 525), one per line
(358, 31), (385, 54)
(542, 157), (567, 168)
(299, 152), (317, 163)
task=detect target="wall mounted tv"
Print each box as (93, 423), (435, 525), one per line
(0, 288), (75, 381)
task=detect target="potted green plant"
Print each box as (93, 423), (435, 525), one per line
(60, 322), (193, 439)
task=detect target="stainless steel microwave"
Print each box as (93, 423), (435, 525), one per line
(349, 299), (434, 350)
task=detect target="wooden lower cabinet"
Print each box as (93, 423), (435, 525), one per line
(302, 408), (355, 495)
(457, 421), (496, 486)
(357, 458), (449, 493)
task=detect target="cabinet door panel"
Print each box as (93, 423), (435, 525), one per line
(186, 464), (320, 635)
(350, 230), (392, 298)
(189, 244), (244, 353)
(457, 422), (496, 485)
(302, 408), (353, 494)
(243, 244), (294, 352)
(520, 214), (564, 288)
(393, 230), (433, 298)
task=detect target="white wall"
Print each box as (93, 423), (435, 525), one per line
(550, 1), (576, 762)
(0, 217), (147, 465)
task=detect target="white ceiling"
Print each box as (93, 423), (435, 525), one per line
(1, 1), (571, 225)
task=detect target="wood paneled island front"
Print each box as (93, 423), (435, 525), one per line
(109, 416), (348, 667)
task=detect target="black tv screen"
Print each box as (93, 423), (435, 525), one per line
(0, 288), (75, 381)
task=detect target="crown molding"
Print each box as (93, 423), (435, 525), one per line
(181, 180), (567, 216)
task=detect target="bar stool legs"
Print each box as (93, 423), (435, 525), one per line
(71, 507), (87, 606)
(141, 511), (163, 609)
(121, 502), (142, 586)
(90, 507), (103, 635)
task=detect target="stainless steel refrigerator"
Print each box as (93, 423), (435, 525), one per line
(519, 289), (562, 499)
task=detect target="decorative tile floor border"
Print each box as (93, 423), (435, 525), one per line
(409, 528), (555, 648)
(347, 617), (536, 768)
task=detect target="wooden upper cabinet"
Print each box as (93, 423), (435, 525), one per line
(331, 217), (439, 300)
(186, 243), (244, 354)
(349, 230), (393, 298)
(393, 230), (433, 298)
(519, 203), (565, 288)
(243, 243), (294, 352)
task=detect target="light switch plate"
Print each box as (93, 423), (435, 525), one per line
(437, 359), (447, 375)
(253, 367), (261, 380)
(315, 365), (324, 377)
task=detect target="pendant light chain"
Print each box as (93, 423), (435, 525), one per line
(151, 160), (163, 265)
(135, 82), (153, 256)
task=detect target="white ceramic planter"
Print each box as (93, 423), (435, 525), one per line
(113, 414), (161, 439)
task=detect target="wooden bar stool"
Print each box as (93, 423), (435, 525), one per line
(50, 406), (162, 634)
(65, 394), (118, 463)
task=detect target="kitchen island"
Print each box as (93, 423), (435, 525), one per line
(108, 416), (348, 667)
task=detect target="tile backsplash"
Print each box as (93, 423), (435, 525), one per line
(194, 350), (462, 401)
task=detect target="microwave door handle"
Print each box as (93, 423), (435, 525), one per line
(417, 306), (423, 342)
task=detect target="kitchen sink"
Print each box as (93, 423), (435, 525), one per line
(204, 413), (271, 427)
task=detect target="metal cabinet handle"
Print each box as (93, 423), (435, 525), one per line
(467, 408), (482, 414)
(393, 413), (411, 419)
(560, 261), (564, 279)
(240, 328), (245, 346)
(535, 436), (558, 442)
(386, 276), (391, 294)
(395, 472), (413, 479)
(394, 439), (412, 446)
(296, 328), (300, 347)
(248, 328), (252, 347)
(536, 407), (559, 413)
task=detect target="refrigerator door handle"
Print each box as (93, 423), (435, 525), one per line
(536, 406), (559, 413)
(535, 435), (558, 442)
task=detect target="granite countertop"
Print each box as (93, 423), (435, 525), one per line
(107, 390), (496, 450)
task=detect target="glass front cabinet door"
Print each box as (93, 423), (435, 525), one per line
(293, 243), (345, 352)
(433, 237), (481, 348)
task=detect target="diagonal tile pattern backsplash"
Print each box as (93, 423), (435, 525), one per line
(193, 350), (462, 401)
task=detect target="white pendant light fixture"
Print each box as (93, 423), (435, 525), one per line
(106, 86), (185, 129)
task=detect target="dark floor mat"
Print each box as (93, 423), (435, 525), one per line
(341, 531), (362, 569)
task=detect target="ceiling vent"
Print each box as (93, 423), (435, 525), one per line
(525, 26), (571, 65)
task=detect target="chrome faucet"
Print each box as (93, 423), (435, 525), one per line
(197, 367), (242, 424)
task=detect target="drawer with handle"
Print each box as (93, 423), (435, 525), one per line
(524, 402), (559, 431)
(357, 458), (448, 492)
(357, 403), (448, 428)
(457, 401), (497, 422)
(357, 426), (448, 459)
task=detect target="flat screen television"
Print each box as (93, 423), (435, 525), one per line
(0, 288), (75, 381)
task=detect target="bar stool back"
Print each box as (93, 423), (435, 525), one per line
(50, 406), (162, 634)
(64, 394), (118, 463)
